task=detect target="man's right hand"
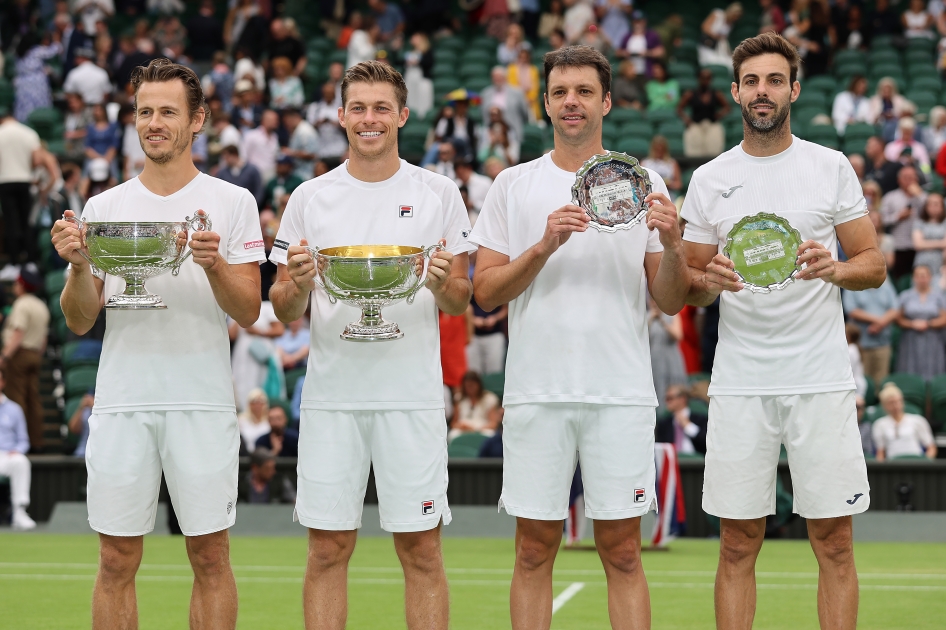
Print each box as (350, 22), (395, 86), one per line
(286, 238), (318, 292)
(703, 253), (744, 296)
(535, 204), (589, 257)
(51, 210), (92, 270)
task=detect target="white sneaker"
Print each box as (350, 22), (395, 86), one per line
(12, 509), (36, 531)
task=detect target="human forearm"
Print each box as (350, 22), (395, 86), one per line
(270, 279), (311, 324)
(61, 265), (103, 335)
(474, 245), (550, 312)
(431, 276), (473, 315)
(927, 444), (937, 459)
(829, 247), (886, 291)
(849, 308), (881, 324)
(204, 261), (261, 327)
(650, 245), (689, 315)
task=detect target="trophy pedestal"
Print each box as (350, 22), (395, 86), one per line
(341, 306), (403, 342)
(106, 280), (168, 309)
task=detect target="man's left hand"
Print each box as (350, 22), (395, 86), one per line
(189, 211), (223, 271)
(795, 240), (837, 283)
(644, 192), (682, 249)
(426, 239), (453, 295)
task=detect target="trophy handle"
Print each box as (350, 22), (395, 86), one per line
(61, 214), (100, 274)
(304, 245), (337, 304)
(171, 212), (213, 276)
(406, 243), (445, 305)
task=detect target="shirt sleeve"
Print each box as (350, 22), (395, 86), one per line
(917, 416), (935, 448)
(467, 169), (511, 256)
(439, 178), (476, 256)
(227, 187), (267, 264)
(834, 154), (868, 226)
(680, 171), (717, 245)
(269, 185), (307, 265)
(871, 419), (887, 451)
(645, 168), (667, 253)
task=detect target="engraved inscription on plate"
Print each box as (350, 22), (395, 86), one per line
(723, 212), (803, 294)
(572, 152), (652, 232)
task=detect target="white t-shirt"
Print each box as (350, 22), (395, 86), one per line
(81, 173), (265, 413)
(468, 152), (667, 407)
(62, 61), (112, 106)
(0, 120), (40, 183)
(681, 137), (866, 396)
(269, 160), (475, 411)
(872, 414), (934, 459)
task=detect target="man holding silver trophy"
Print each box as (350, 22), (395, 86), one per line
(50, 59), (265, 629)
(268, 61), (474, 630)
(468, 46), (690, 629)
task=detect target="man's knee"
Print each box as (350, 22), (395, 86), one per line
(186, 532), (232, 579)
(595, 521), (643, 576)
(393, 527), (443, 574)
(308, 529), (357, 572)
(515, 519), (562, 572)
(809, 517), (855, 567)
(719, 518), (766, 566)
(98, 536), (143, 582)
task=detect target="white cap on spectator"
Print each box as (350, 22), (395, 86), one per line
(235, 79), (254, 94)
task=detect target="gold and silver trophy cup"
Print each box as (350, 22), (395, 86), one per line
(63, 213), (212, 309)
(306, 244), (443, 341)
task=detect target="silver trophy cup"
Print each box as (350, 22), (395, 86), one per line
(63, 213), (212, 309)
(307, 244), (443, 341)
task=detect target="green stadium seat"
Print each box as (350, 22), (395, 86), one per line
(459, 62), (490, 81)
(464, 76), (491, 92)
(607, 107), (645, 124)
(704, 64), (731, 80)
(647, 108), (679, 125)
(905, 50), (934, 66)
(672, 40), (698, 64)
(45, 269), (66, 295)
(871, 63), (902, 81)
(63, 395), (84, 426)
(833, 49), (862, 67)
(906, 37), (936, 53)
(481, 372), (504, 400)
(688, 399), (709, 416)
(842, 136), (868, 156)
(869, 49), (900, 65)
(682, 167), (695, 192)
(656, 119), (685, 137)
(65, 366), (98, 398)
(865, 375), (878, 407)
(616, 135), (653, 158)
(618, 121), (652, 137)
(844, 122), (876, 139)
(802, 75), (838, 97)
(667, 135), (684, 157)
(688, 372), (711, 383)
(461, 49), (495, 65)
(907, 65), (940, 82)
(521, 125), (545, 160)
(881, 373), (928, 411)
(896, 274), (913, 293)
(448, 432), (488, 458)
(908, 76), (942, 95)
(710, 76), (732, 93)
(668, 61), (695, 79)
(435, 35), (465, 52)
(0, 80), (13, 109)
(61, 340), (101, 368)
(834, 62), (868, 79)
(928, 374), (946, 432)
(284, 367), (306, 397)
(48, 291), (65, 325)
(794, 91), (827, 110)
(794, 106), (828, 127)
(907, 92), (938, 115)
(328, 50), (348, 66)
(677, 75), (699, 94)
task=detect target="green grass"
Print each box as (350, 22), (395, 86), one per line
(2, 534), (946, 629)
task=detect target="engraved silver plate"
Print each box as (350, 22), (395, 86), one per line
(571, 151), (652, 232)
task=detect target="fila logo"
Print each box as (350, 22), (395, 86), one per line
(399, 205), (414, 218)
(634, 488), (646, 503)
(422, 500), (435, 515)
(721, 185), (743, 198)
(227, 501), (233, 514)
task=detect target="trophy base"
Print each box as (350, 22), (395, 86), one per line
(104, 294), (168, 309)
(341, 321), (403, 342)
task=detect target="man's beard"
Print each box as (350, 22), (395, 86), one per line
(742, 97), (790, 133)
(141, 131), (191, 165)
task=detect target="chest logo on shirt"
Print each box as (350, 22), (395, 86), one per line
(721, 185), (744, 199)
(399, 205), (414, 218)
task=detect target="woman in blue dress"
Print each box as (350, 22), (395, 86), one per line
(13, 32), (62, 122)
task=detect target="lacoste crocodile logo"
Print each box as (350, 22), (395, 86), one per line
(846, 493), (864, 505)
(721, 185), (743, 198)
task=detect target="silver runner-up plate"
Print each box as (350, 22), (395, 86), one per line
(571, 151), (652, 232)
(723, 212), (803, 294)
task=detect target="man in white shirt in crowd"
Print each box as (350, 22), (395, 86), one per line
(269, 61), (474, 630)
(0, 371), (35, 530)
(454, 158), (492, 219)
(469, 45), (689, 630)
(62, 47), (113, 106)
(682, 33), (885, 630)
(480, 66), (531, 147)
(242, 109), (280, 181)
(51, 58), (264, 630)
(281, 107), (319, 181)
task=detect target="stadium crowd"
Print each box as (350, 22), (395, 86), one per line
(2, 0), (946, 522)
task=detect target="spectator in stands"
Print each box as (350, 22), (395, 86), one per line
(202, 52), (235, 114)
(238, 388), (271, 453)
(230, 301), (285, 414)
(234, 47), (266, 92)
(281, 108), (318, 182)
(264, 155), (303, 214)
(454, 159), (493, 220)
(267, 56), (304, 111)
(1, 266), (49, 452)
(275, 316), (309, 371)
(759, 0), (786, 33)
(369, 0), (405, 47)
(832, 76), (872, 136)
(679, 67), (729, 158)
(428, 96), (478, 165)
(119, 103), (145, 181)
(868, 197), (896, 268)
(347, 18), (378, 69)
(431, 141), (458, 179)
(62, 46), (111, 106)
(645, 61), (680, 112)
(618, 10), (664, 77)
(479, 119), (518, 168)
(913, 193), (946, 273)
(508, 47), (541, 122)
(873, 383), (937, 461)
(267, 17), (306, 76)
(699, 3), (743, 66)
(238, 447), (296, 504)
(881, 165), (926, 278)
(13, 32), (62, 123)
(468, 297), (507, 375)
(256, 404), (299, 457)
(797, 0), (832, 77)
(63, 92), (91, 161)
(865, 136), (901, 194)
(483, 156), (507, 180)
(903, 0), (936, 38)
(449, 371), (501, 442)
(307, 82), (348, 169)
(498, 23), (527, 65)
(843, 262), (899, 385)
(0, 371), (35, 530)
(481, 66), (530, 148)
(115, 37), (158, 93)
(49, 163), (84, 235)
(655, 384), (708, 455)
(846, 323), (868, 398)
(539, 1), (566, 39)
(885, 118), (931, 172)
(923, 107), (946, 159)
(563, 0), (596, 43)
(869, 78), (915, 142)
(243, 109), (280, 182)
(83, 103), (120, 187)
(403, 32), (434, 118)
(836, 2), (868, 49)
(186, 0), (225, 66)
(0, 106), (45, 268)
(611, 60), (648, 110)
(897, 264), (946, 379)
(233, 79), (263, 132)
(595, 0), (632, 49)
(578, 23), (614, 56)
(215, 144), (263, 208)
(68, 390), (94, 458)
(855, 395), (874, 456)
(642, 135), (682, 194)
(649, 298), (687, 408)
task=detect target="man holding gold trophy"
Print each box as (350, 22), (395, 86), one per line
(468, 46), (690, 629)
(681, 33), (885, 629)
(50, 59), (264, 629)
(268, 61), (474, 629)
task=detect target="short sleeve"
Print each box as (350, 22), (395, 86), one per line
(871, 420), (887, 451)
(468, 170), (511, 256)
(916, 416), (935, 447)
(269, 186), (307, 265)
(834, 155), (868, 226)
(438, 179), (476, 256)
(645, 169), (668, 254)
(680, 171), (717, 245)
(227, 188), (266, 264)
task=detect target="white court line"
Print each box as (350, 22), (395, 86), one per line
(551, 582), (585, 614)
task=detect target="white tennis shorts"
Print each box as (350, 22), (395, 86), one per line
(86, 410), (240, 536)
(295, 408), (451, 533)
(703, 391), (870, 520)
(500, 403), (657, 521)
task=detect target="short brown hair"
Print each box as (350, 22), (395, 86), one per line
(341, 60), (408, 110)
(131, 57), (209, 140)
(731, 32), (801, 85)
(543, 45), (611, 97)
